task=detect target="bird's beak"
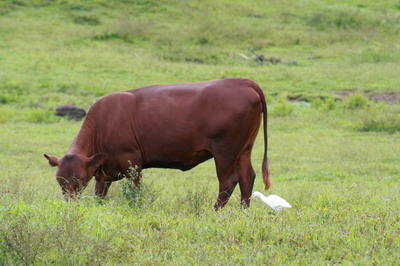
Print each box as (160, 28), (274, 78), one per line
(249, 196), (253, 200)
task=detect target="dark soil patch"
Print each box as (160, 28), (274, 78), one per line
(286, 92), (337, 102)
(287, 91), (400, 104)
(287, 95), (308, 102)
(334, 91), (400, 104)
(368, 93), (400, 104)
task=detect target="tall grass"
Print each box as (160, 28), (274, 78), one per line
(0, 177), (398, 264)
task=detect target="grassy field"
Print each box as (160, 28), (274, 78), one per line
(1, 0), (399, 264)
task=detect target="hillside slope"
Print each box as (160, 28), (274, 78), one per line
(1, 0), (400, 120)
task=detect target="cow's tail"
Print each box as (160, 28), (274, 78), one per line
(251, 81), (271, 190)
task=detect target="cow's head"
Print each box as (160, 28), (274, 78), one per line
(43, 153), (106, 199)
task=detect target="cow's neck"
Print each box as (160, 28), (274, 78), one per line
(68, 119), (96, 157)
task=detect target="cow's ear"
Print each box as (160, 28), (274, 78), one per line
(44, 154), (59, 167)
(87, 153), (106, 169)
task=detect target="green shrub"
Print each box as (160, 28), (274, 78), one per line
(342, 94), (370, 110)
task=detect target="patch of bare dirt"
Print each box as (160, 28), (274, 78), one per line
(286, 91), (400, 104)
(368, 93), (400, 104)
(334, 92), (400, 104)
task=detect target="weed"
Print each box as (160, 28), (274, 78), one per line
(0, 211), (52, 265)
(180, 186), (210, 217)
(120, 163), (156, 208)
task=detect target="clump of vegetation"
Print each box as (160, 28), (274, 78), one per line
(120, 163), (156, 208)
(342, 93), (371, 110)
(311, 97), (338, 111)
(359, 112), (400, 133)
(180, 186), (210, 217)
(1, 213), (39, 264)
(93, 32), (123, 41)
(270, 101), (295, 117)
(73, 15), (101, 26)
(309, 93), (371, 111)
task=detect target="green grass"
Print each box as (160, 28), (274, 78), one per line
(1, 104), (399, 264)
(1, 0), (400, 264)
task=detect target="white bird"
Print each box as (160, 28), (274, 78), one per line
(251, 191), (292, 211)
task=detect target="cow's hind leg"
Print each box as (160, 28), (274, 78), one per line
(213, 156), (239, 210)
(237, 148), (256, 208)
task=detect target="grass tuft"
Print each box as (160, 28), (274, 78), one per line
(73, 15), (101, 26)
(180, 186), (211, 217)
(342, 93), (371, 110)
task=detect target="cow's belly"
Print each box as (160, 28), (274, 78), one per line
(142, 150), (213, 171)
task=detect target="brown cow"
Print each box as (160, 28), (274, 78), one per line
(44, 78), (271, 209)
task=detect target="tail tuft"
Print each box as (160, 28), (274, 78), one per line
(263, 158), (271, 190)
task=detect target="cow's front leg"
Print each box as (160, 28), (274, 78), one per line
(95, 180), (112, 198)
